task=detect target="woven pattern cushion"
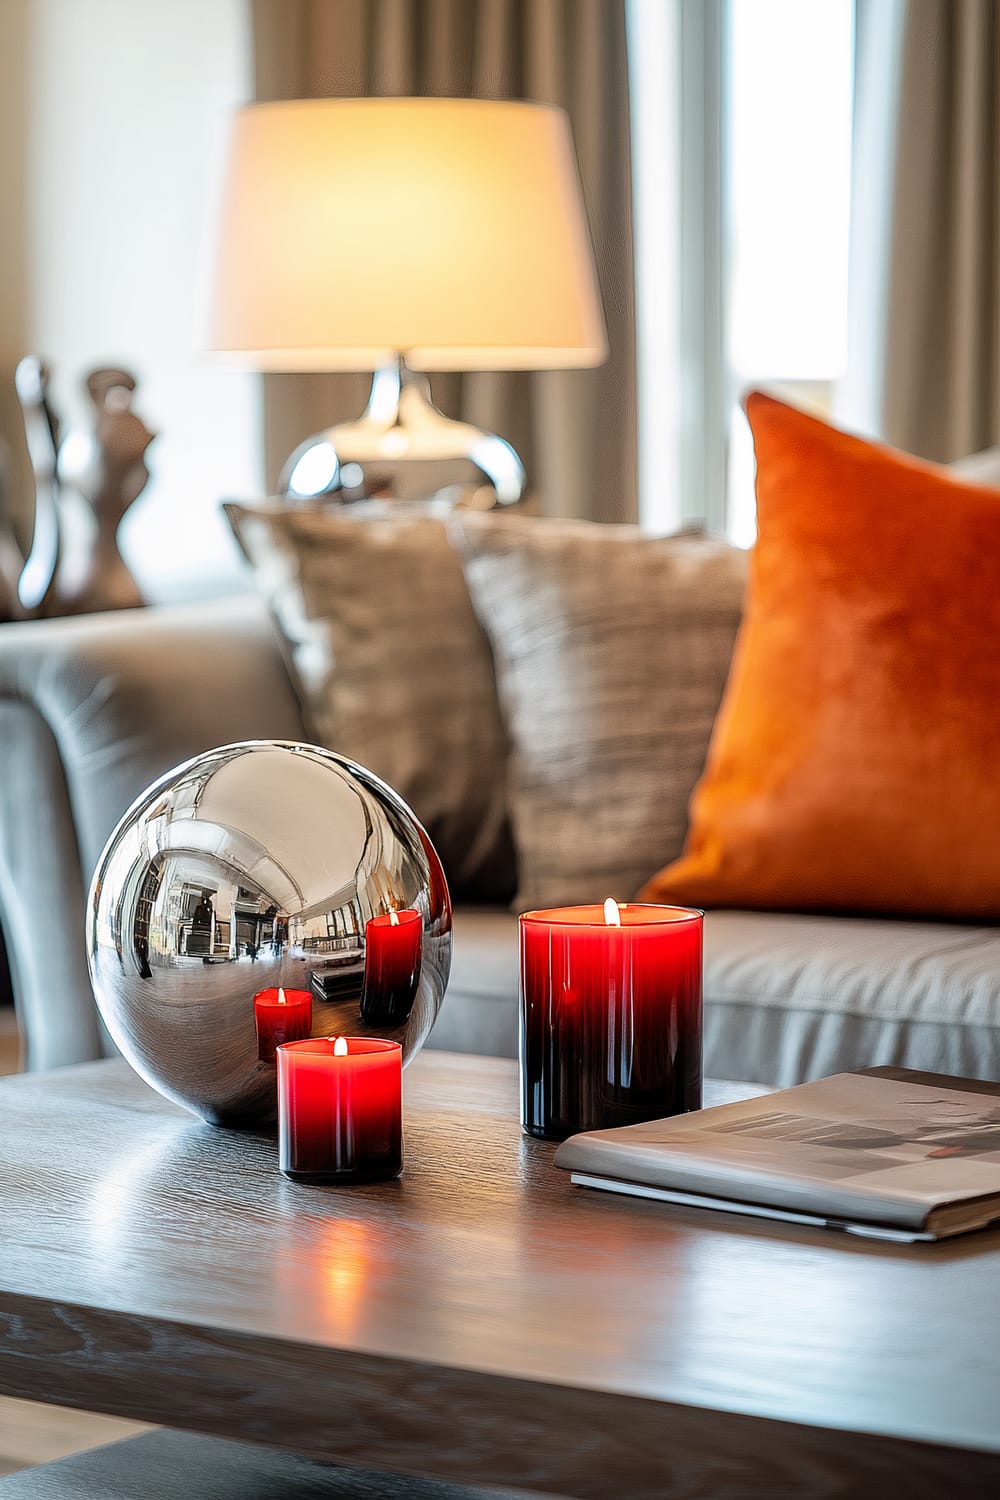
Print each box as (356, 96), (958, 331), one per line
(226, 504), (513, 902)
(450, 513), (746, 910)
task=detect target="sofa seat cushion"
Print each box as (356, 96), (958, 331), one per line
(428, 908), (521, 1059)
(432, 908), (1000, 1089)
(705, 911), (1000, 1088)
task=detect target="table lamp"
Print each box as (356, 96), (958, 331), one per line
(206, 97), (607, 504)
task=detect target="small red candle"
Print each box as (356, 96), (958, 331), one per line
(361, 909), (422, 1026)
(519, 900), (703, 1141)
(254, 986), (313, 1063)
(277, 1036), (402, 1183)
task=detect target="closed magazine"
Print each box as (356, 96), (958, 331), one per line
(554, 1068), (1000, 1241)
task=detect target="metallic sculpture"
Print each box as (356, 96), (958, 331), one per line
(13, 359), (153, 619)
(55, 366), (153, 614)
(14, 356), (61, 616)
(87, 742), (452, 1127)
(0, 446), (24, 623)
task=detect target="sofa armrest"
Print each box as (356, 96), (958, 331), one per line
(0, 596), (305, 1068)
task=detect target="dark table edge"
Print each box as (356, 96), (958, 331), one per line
(1, 1290), (998, 1499)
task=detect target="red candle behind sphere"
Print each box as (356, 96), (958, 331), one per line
(277, 1037), (402, 1183)
(254, 986), (313, 1063)
(519, 901), (703, 1141)
(361, 909), (422, 1026)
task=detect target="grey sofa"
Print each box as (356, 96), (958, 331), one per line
(1, 595), (999, 1087)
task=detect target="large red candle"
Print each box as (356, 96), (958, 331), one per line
(519, 901), (702, 1141)
(277, 1037), (402, 1183)
(361, 909), (422, 1026)
(254, 986), (313, 1063)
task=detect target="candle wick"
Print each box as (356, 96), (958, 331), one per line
(278, 987), (286, 1005)
(389, 910), (400, 926)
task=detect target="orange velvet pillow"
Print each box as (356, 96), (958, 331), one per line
(641, 391), (1000, 920)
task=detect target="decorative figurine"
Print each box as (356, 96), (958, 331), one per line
(12, 359), (155, 619)
(55, 366), (154, 614)
(0, 442), (24, 623)
(13, 356), (61, 617)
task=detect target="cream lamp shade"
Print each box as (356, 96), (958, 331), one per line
(206, 96), (607, 372)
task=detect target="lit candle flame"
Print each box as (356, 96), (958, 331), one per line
(333, 1035), (349, 1056)
(277, 987), (286, 1005)
(604, 897), (622, 928)
(389, 910), (400, 926)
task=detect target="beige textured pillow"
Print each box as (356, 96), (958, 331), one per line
(449, 512), (747, 911)
(226, 503), (514, 902)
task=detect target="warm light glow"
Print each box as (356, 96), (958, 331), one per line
(333, 1036), (349, 1056)
(389, 910), (400, 926)
(277, 987), (286, 1005)
(604, 898), (622, 927)
(206, 98), (607, 371)
(317, 1219), (373, 1324)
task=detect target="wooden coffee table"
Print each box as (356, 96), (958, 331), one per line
(0, 1052), (998, 1498)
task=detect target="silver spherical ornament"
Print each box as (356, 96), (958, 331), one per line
(87, 741), (452, 1126)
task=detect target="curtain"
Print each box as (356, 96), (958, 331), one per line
(843, 0), (1000, 462)
(251, 0), (637, 522)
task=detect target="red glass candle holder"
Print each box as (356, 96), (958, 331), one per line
(519, 903), (703, 1141)
(277, 1037), (402, 1184)
(360, 909), (422, 1026)
(254, 986), (313, 1063)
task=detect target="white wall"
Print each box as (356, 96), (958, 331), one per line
(0, 1), (33, 550)
(21, 0), (262, 602)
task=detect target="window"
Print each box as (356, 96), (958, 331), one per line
(725, 0), (855, 544)
(628, 0), (855, 541)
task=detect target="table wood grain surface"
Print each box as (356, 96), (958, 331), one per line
(0, 1053), (999, 1499)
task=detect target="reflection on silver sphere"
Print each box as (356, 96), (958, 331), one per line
(87, 742), (452, 1126)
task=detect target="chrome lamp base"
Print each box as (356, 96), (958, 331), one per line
(278, 357), (525, 508)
